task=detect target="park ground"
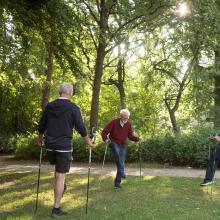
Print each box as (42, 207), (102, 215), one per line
(1, 155), (220, 220)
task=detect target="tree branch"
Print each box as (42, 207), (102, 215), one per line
(153, 66), (181, 85)
(81, 0), (99, 24)
(86, 23), (98, 50)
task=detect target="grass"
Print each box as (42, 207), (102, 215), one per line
(0, 172), (220, 220)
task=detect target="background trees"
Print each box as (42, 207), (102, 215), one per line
(1, 0), (220, 165)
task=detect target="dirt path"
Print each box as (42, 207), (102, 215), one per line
(1, 155), (219, 179)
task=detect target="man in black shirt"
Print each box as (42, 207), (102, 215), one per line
(38, 83), (95, 217)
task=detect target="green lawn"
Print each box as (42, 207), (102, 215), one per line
(0, 172), (220, 220)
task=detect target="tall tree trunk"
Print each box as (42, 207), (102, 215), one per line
(117, 57), (126, 109)
(90, 42), (106, 130)
(168, 110), (180, 132)
(41, 41), (54, 110)
(214, 50), (220, 128)
(89, 0), (107, 130)
(164, 98), (180, 132)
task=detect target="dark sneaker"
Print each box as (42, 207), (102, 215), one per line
(200, 180), (214, 186)
(51, 207), (67, 218)
(121, 174), (127, 179)
(62, 184), (67, 197)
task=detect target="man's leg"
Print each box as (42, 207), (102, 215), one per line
(204, 158), (217, 181)
(120, 147), (127, 178)
(114, 145), (125, 187)
(201, 148), (219, 186)
(51, 152), (71, 217)
(110, 143), (122, 187)
(54, 172), (65, 208)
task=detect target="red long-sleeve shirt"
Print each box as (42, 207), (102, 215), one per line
(101, 118), (139, 147)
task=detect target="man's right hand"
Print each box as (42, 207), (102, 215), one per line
(37, 134), (44, 146)
(84, 136), (96, 148)
(88, 138), (96, 148)
(105, 139), (111, 144)
(208, 135), (220, 142)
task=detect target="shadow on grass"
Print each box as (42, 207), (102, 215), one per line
(0, 172), (220, 220)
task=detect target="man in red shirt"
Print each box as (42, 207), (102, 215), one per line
(102, 109), (140, 188)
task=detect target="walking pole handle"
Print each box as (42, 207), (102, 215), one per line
(90, 127), (96, 144)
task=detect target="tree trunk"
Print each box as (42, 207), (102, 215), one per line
(117, 57), (126, 109)
(89, 0), (107, 130)
(90, 42), (106, 130)
(168, 109), (180, 132)
(164, 98), (180, 133)
(41, 41), (54, 110)
(214, 50), (220, 128)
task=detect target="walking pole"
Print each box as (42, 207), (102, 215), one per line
(34, 143), (43, 215)
(99, 143), (108, 187)
(139, 144), (142, 178)
(210, 147), (217, 199)
(86, 127), (96, 215)
(86, 146), (92, 214)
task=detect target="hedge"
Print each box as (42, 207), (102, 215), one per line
(2, 128), (219, 168)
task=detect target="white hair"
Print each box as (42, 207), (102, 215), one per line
(59, 83), (73, 96)
(120, 109), (130, 116)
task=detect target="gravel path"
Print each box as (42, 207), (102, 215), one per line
(1, 155), (220, 179)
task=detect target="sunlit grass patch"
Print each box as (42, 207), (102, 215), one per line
(1, 172), (220, 220)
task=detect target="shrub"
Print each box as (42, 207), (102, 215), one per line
(72, 136), (114, 163)
(134, 128), (220, 167)
(10, 127), (220, 168)
(0, 135), (17, 153)
(15, 132), (45, 158)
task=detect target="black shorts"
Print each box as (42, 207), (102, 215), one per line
(47, 151), (72, 173)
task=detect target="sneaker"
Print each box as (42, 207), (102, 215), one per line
(51, 207), (67, 218)
(121, 174), (127, 179)
(200, 180), (214, 186)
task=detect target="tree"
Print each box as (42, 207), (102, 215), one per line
(76, 0), (174, 130)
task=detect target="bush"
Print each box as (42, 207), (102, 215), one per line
(15, 132), (45, 158)
(0, 135), (17, 153)
(72, 136), (114, 163)
(135, 128), (220, 167)
(9, 127), (220, 168)
(13, 132), (115, 161)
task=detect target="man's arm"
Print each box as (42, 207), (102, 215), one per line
(72, 107), (87, 137)
(72, 107), (95, 148)
(101, 121), (114, 143)
(37, 106), (48, 146)
(127, 124), (140, 142)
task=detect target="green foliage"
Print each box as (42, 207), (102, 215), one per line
(12, 132), (115, 162)
(14, 132), (44, 158)
(11, 128), (220, 168)
(72, 135), (114, 163)
(2, 0), (220, 171)
(135, 128), (220, 167)
(0, 135), (16, 153)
